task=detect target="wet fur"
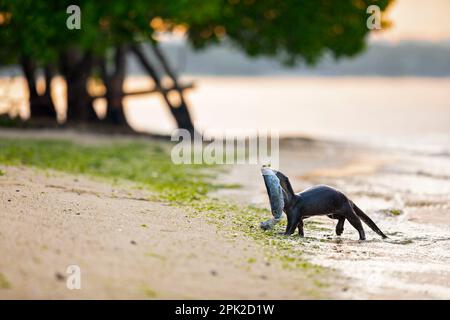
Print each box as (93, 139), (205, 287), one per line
(275, 171), (387, 240)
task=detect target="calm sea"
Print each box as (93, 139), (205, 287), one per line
(125, 76), (450, 154)
(1, 75), (450, 153)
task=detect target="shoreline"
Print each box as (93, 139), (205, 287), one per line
(0, 130), (335, 299)
(216, 138), (450, 298)
(1, 129), (450, 299)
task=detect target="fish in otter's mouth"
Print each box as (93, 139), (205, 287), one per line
(260, 166), (284, 230)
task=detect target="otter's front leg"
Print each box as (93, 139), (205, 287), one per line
(285, 213), (301, 236)
(298, 219), (304, 237)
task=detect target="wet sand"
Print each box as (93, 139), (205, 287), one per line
(216, 138), (450, 298)
(0, 130), (449, 299)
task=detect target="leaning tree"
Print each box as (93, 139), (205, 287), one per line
(0, 0), (392, 132)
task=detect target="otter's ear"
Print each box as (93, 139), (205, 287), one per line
(275, 171), (295, 202)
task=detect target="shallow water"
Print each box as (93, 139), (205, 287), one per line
(215, 139), (450, 298)
(129, 76), (450, 146)
(2, 76), (450, 149)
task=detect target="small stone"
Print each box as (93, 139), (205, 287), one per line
(210, 270), (217, 276)
(130, 240), (137, 245)
(55, 272), (65, 281)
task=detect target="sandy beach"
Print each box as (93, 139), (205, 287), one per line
(0, 130), (330, 299)
(0, 129), (449, 299)
(1, 0), (450, 306)
(0, 165), (329, 299)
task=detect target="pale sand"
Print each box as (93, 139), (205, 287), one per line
(1, 130), (449, 299)
(0, 165), (327, 299)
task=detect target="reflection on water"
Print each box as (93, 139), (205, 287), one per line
(128, 76), (450, 152)
(1, 75), (450, 152)
(129, 77), (450, 134)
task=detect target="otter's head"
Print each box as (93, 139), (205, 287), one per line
(261, 167), (296, 206)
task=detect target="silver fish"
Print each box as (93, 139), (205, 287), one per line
(260, 167), (284, 230)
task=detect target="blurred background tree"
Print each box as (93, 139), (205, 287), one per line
(0, 0), (391, 133)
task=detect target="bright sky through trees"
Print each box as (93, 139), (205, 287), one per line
(370, 0), (450, 42)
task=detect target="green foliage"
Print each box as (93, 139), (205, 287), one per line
(0, 0), (392, 66)
(379, 208), (403, 216)
(0, 115), (21, 127)
(187, 0), (392, 65)
(0, 137), (327, 287)
(0, 273), (11, 289)
(0, 1), (70, 63)
(190, 197), (325, 275)
(0, 137), (219, 201)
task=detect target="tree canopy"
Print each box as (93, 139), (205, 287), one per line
(0, 0), (392, 130)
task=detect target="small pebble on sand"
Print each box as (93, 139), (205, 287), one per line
(55, 272), (65, 281)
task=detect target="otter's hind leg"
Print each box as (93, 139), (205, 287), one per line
(336, 217), (345, 236)
(340, 204), (366, 240)
(346, 213), (365, 240)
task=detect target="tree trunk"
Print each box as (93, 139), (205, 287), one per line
(130, 44), (195, 132)
(20, 57), (57, 120)
(60, 50), (98, 123)
(151, 43), (195, 133)
(101, 46), (130, 127)
(43, 65), (55, 110)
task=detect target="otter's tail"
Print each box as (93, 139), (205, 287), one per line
(351, 202), (388, 239)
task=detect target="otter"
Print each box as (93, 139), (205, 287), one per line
(262, 168), (387, 240)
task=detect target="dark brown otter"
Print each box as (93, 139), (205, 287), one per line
(274, 170), (387, 240)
